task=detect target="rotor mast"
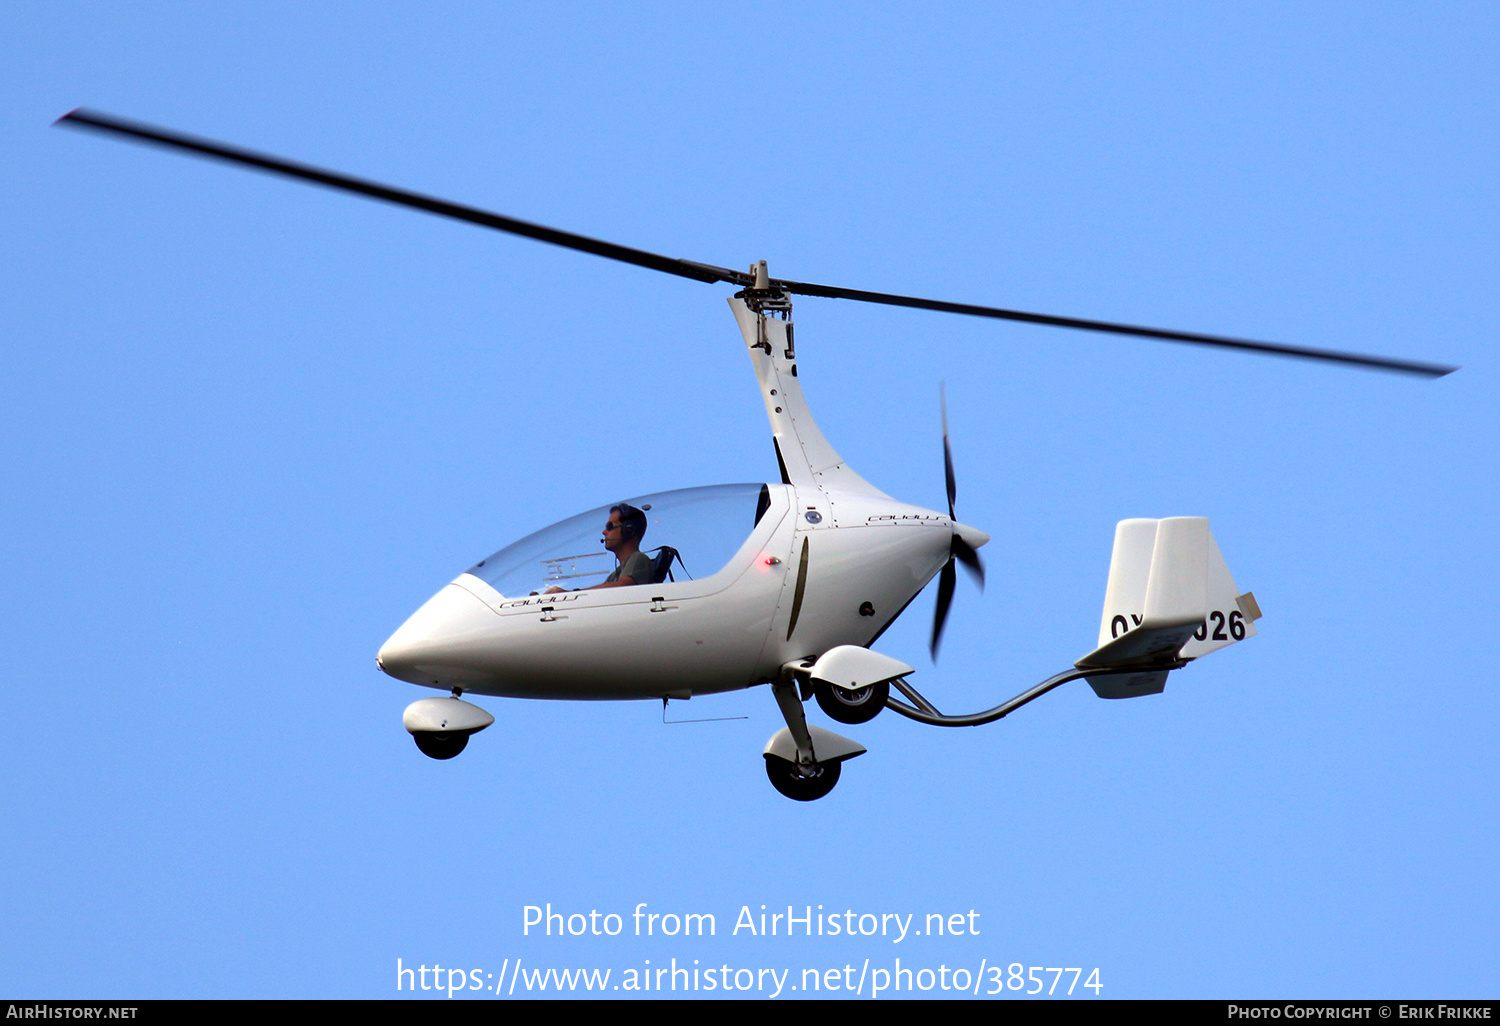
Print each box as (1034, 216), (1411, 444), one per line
(730, 262), (886, 500)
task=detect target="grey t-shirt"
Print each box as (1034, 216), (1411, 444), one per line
(605, 550), (654, 586)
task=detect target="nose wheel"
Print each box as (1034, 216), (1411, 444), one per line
(403, 693), (493, 761)
(413, 731), (469, 760)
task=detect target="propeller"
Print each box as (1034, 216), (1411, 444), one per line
(930, 383), (986, 661)
(55, 108), (1458, 379)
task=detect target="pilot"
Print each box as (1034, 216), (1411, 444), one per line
(546, 503), (653, 592)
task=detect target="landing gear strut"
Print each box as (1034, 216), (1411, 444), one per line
(761, 677), (866, 801)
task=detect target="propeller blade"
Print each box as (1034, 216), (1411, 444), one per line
(941, 382), (957, 519)
(57, 109), (1456, 378)
(952, 535), (986, 590)
(930, 559), (957, 661)
(772, 278), (1458, 378)
(54, 108), (749, 289)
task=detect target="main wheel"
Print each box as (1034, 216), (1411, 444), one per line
(814, 678), (889, 724)
(413, 731), (469, 760)
(764, 755), (841, 801)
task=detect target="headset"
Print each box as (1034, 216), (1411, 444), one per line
(609, 503), (647, 542)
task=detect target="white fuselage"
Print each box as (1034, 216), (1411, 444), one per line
(376, 296), (985, 701)
(376, 484), (955, 699)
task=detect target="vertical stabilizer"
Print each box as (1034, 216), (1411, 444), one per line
(1079, 517), (1260, 698)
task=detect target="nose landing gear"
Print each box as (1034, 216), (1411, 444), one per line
(404, 692), (494, 760)
(413, 731), (469, 759)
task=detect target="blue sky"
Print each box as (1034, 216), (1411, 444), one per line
(3, 2), (1496, 999)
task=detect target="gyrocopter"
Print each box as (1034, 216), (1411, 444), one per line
(57, 110), (1457, 800)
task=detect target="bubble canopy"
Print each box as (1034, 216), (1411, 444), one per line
(465, 484), (774, 599)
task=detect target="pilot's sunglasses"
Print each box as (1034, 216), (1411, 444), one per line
(602, 521), (622, 532)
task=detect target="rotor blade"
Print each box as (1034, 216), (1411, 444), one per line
(55, 108), (750, 289)
(952, 535), (986, 591)
(773, 277), (1458, 378)
(57, 110), (1457, 377)
(930, 559), (957, 662)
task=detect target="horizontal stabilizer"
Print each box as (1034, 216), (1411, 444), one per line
(1085, 669), (1169, 700)
(1077, 517), (1260, 697)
